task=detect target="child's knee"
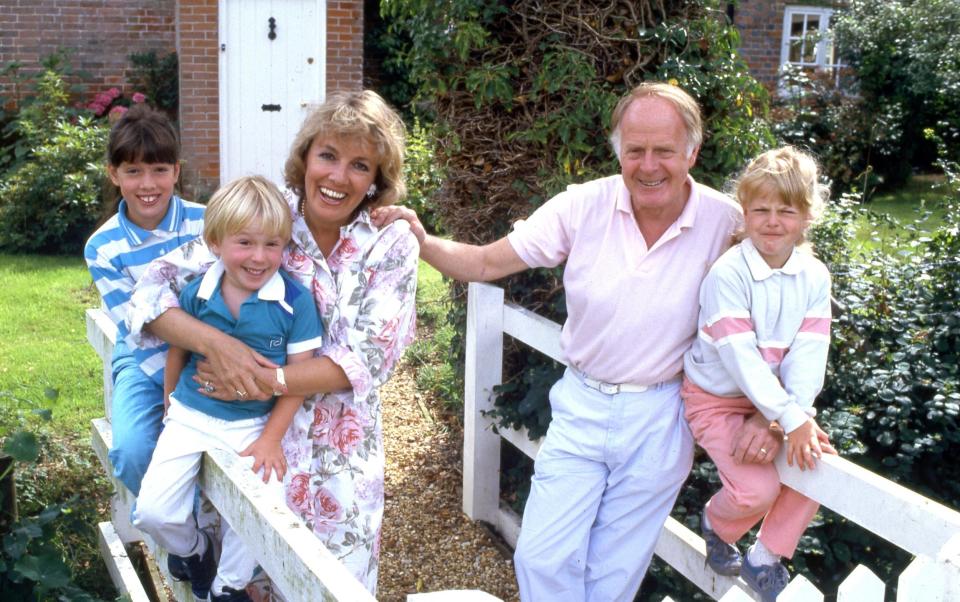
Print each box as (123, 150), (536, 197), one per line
(732, 478), (781, 513)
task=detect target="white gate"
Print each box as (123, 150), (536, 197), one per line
(218, 0), (326, 187)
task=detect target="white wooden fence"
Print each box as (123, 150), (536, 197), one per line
(462, 282), (960, 601)
(87, 308), (500, 602)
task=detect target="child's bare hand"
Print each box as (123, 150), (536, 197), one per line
(239, 436), (287, 483)
(786, 418), (831, 470)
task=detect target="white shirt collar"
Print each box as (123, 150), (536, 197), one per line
(741, 238), (804, 280)
(197, 259), (286, 301)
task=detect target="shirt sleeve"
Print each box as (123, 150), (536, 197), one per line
(506, 187), (578, 268)
(286, 287), (324, 355)
(779, 263), (832, 420)
(699, 264), (805, 431)
(84, 242), (134, 340)
(321, 223), (419, 402)
(126, 238), (216, 348)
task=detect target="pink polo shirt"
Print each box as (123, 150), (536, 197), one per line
(507, 174), (741, 385)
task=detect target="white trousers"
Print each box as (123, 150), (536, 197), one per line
(133, 397), (286, 596)
(514, 369), (694, 602)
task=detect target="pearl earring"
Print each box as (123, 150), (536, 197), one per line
(366, 184), (377, 198)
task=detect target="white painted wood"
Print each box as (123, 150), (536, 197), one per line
(463, 283), (505, 524)
(774, 452), (960, 557)
(779, 574), (823, 601)
(653, 517), (747, 600)
(407, 591), (503, 601)
(495, 504), (522, 549)
(85, 308), (117, 416)
(502, 302), (564, 363)
(499, 423), (542, 459)
(92, 419), (194, 600)
(202, 447), (375, 602)
(219, 0), (326, 187)
(97, 521), (151, 602)
(719, 586), (755, 601)
(837, 565), (884, 601)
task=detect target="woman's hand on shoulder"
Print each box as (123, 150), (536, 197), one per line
(370, 205), (426, 245)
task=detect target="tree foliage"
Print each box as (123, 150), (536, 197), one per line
(833, 0), (960, 187)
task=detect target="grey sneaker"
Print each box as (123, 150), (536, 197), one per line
(741, 555), (790, 602)
(700, 510), (742, 576)
(209, 586), (253, 602)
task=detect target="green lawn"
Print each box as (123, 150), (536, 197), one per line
(0, 255), (104, 433)
(854, 175), (952, 247)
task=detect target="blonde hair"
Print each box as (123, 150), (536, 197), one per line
(284, 90), (406, 212)
(203, 175), (292, 246)
(733, 146), (828, 244)
(609, 81), (703, 159)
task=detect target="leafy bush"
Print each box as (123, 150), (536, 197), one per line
(402, 118), (445, 234)
(128, 50), (179, 116)
(833, 0), (960, 187)
(0, 70), (108, 254)
(0, 409), (107, 601)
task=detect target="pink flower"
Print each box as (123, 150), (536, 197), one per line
(132, 92), (147, 104)
(286, 472), (312, 515)
(372, 526), (381, 560)
(310, 403), (335, 444)
(283, 249), (312, 274)
(314, 487), (344, 520)
(328, 237), (359, 269)
(330, 407), (365, 456)
(107, 87), (121, 100)
(108, 105), (128, 124)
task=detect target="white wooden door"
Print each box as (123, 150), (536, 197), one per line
(219, 0), (326, 187)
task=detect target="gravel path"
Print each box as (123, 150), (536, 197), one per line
(378, 359), (520, 601)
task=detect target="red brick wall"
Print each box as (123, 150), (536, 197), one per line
(733, 0), (787, 88)
(327, 0), (364, 92)
(176, 0), (220, 200)
(1, 0), (364, 198)
(0, 0), (176, 104)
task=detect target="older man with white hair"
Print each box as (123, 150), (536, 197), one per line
(374, 82), (781, 601)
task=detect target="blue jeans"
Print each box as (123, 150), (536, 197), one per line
(108, 340), (164, 496)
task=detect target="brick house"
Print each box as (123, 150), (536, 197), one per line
(732, 1), (846, 90)
(0, 0), (364, 199)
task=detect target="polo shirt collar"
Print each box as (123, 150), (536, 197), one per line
(615, 175), (700, 230)
(742, 238), (804, 280)
(197, 259), (287, 302)
(117, 195), (184, 246)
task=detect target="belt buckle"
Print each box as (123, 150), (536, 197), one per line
(598, 381), (620, 395)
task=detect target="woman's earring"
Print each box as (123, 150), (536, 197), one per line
(366, 183), (377, 198)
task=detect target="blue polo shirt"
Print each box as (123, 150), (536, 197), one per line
(172, 260), (324, 420)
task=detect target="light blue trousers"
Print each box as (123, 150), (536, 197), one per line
(514, 369), (694, 602)
(109, 341), (164, 496)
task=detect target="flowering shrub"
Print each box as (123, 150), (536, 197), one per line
(84, 86), (148, 121)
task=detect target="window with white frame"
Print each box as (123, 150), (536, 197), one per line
(779, 6), (842, 78)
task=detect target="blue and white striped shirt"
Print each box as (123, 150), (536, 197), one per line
(84, 196), (206, 382)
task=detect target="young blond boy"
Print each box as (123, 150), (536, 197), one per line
(134, 176), (322, 602)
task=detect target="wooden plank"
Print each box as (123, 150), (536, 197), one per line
(85, 308), (117, 418)
(499, 424), (542, 460)
(407, 591), (503, 601)
(653, 517), (751, 600)
(97, 521), (151, 602)
(774, 452), (960, 558)
(463, 283), (505, 524)
(201, 448), (375, 602)
(495, 505), (522, 549)
(779, 574), (823, 601)
(502, 302), (564, 363)
(837, 565), (885, 601)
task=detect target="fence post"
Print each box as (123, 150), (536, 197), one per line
(463, 283), (504, 524)
(897, 534), (960, 601)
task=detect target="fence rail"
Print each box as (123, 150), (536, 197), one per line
(462, 282), (960, 601)
(86, 308), (375, 601)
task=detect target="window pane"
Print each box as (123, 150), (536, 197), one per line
(806, 15), (821, 33)
(803, 35), (817, 62)
(791, 14), (806, 36)
(790, 39), (803, 63)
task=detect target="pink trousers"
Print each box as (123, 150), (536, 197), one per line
(681, 378), (819, 558)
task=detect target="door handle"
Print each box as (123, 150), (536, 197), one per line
(261, 104), (281, 112)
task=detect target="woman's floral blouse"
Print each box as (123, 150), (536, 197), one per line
(128, 196), (419, 594)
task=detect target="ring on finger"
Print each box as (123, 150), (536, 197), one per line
(236, 389), (247, 399)
(759, 448), (768, 455)
(203, 381), (216, 394)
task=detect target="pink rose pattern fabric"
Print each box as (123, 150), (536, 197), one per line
(127, 194), (418, 595)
